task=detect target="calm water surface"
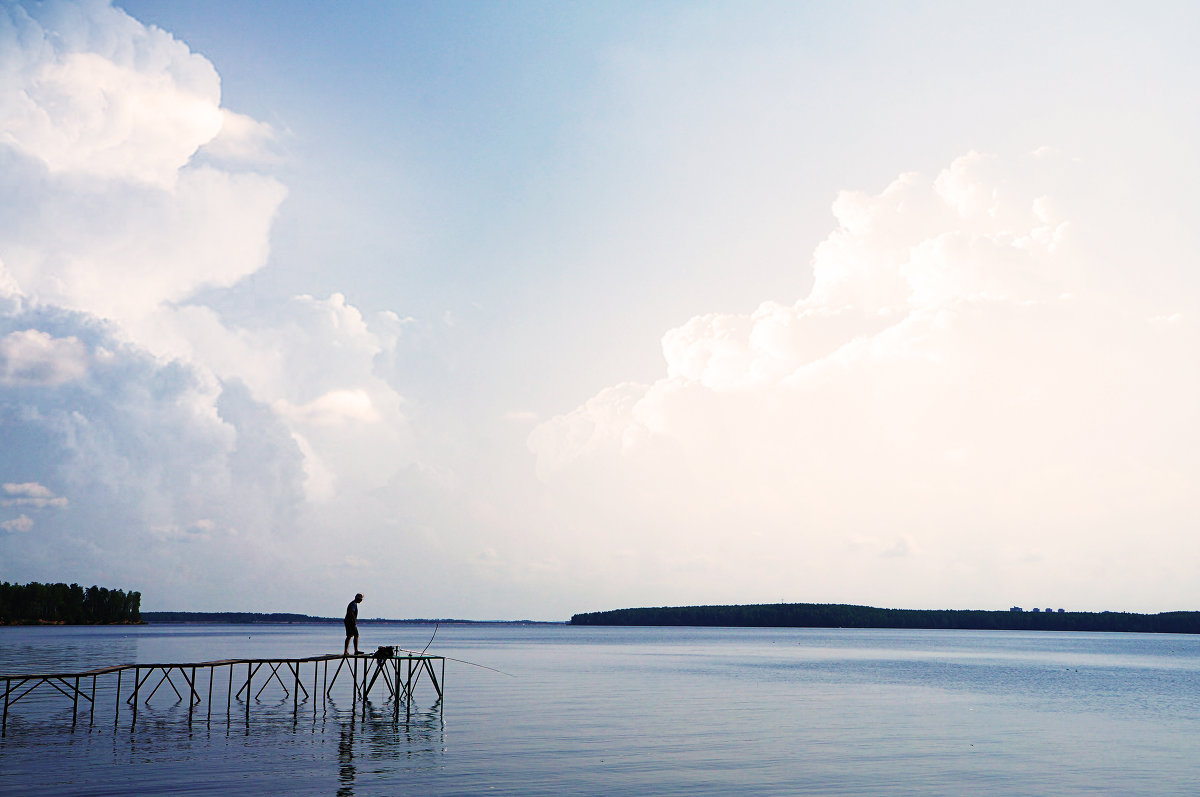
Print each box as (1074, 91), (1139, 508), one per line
(1, 624), (1198, 795)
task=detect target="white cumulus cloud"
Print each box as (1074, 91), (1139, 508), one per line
(0, 0), (287, 330)
(2, 481), (68, 508)
(0, 514), (33, 533)
(0, 329), (88, 385)
(1, 51), (222, 187)
(0, 1), (416, 609)
(529, 150), (1200, 610)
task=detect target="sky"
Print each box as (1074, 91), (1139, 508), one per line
(1, 0), (1198, 620)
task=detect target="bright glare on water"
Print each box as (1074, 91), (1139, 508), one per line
(2, 624), (1200, 795)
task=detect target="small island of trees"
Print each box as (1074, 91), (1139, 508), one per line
(571, 603), (1200, 634)
(0, 581), (142, 625)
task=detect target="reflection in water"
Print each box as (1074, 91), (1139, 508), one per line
(6, 625), (1200, 795)
(0, 659), (446, 797)
(337, 717), (355, 797)
(332, 699), (445, 797)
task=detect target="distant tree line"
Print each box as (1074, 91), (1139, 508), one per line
(139, 612), (541, 625)
(0, 581), (141, 625)
(141, 612), (336, 624)
(571, 603), (1200, 634)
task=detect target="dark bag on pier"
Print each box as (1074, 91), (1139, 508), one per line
(373, 645), (395, 661)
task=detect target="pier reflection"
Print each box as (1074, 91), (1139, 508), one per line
(334, 698), (446, 797)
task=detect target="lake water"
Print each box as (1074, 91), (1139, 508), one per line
(2, 624), (1199, 795)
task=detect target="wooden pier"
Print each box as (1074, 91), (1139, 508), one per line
(1, 648), (444, 734)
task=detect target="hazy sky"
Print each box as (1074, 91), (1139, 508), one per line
(1, 0), (1198, 619)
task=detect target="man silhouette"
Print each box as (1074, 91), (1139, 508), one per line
(344, 593), (363, 655)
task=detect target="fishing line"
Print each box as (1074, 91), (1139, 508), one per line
(393, 645), (516, 678)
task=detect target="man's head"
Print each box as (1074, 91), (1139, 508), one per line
(355, 593), (364, 603)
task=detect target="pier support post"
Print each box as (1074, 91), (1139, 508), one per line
(425, 659), (442, 700)
(131, 667), (140, 731)
(360, 657), (367, 720)
(114, 669), (121, 728)
(90, 675), (96, 725)
(392, 660), (398, 720)
(3, 677), (9, 735)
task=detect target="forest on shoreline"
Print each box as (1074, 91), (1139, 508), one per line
(0, 581), (141, 625)
(141, 612), (549, 625)
(571, 603), (1200, 634)
(142, 611), (337, 624)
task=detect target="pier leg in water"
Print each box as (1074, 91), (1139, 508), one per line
(90, 675), (96, 725)
(132, 666), (139, 731)
(226, 664), (232, 726)
(3, 677), (9, 735)
(360, 657), (367, 721)
(245, 662), (251, 726)
(72, 676), (79, 729)
(113, 669), (121, 728)
(207, 667), (213, 723)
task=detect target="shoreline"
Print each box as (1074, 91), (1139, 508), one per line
(0, 619), (146, 627)
(571, 602), (1200, 635)
(140, 612), (560, 625)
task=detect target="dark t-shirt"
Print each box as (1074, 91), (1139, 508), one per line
(345, 600), (358, 627)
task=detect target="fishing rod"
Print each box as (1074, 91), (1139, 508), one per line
(419, 621), (439, 655)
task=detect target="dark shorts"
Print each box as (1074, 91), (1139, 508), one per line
(344, 618), (357, 637)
